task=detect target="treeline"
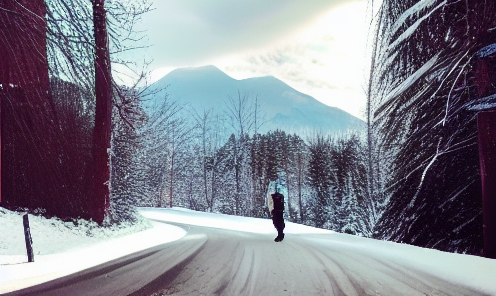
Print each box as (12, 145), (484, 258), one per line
(112, 94), (383, 236)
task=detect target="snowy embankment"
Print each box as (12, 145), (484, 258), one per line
(1, 206), (496, 295)
(0, 207), (186, 293)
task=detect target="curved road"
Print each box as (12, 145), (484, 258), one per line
(6, 221), (483, 296)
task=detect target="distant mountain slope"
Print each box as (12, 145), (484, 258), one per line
(144, 65), (364, 135)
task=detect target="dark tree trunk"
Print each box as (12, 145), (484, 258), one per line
(0, 0), (68, 216)
(478, 111), (496, 259)
(90, 0), (112, 223)
(476, 49), (496, 258)
(0, 85), (2, 205)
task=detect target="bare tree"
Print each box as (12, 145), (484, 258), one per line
(225, 90), (256, 137)
(0, 0), (152, 222)
(88, 0), (112, 223)
(166, 116), (196, 208)
(224, 91), (258, 215)
(207, 113), (228, 212)
(192, 107), (225, 211)
(140, 95), (183, 207)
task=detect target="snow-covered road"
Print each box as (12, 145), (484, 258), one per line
(5, 208), (494, 296)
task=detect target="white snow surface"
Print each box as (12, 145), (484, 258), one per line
(387, 1), (446, 52)
(140, 206), (331, 235)
(390, 0), (438, 35)
(0, 207), (186, 293)
(1, 206), (496, 294)
(477, 43), (496, 57)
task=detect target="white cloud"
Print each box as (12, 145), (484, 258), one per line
(136, 0), (358, 67)
(135, 0), (369, 119)
(215, 1), (369, 119)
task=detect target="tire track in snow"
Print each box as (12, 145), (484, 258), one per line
(6, 221), (488, 296)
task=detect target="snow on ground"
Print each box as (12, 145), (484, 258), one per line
(0, 207), (186, 293)
(140, 206), (332, 234)
(1, 206), (496, 295)
(0, 208), (154, 258)
(302, 232), (496, 295)
(141, 207), (496, 295)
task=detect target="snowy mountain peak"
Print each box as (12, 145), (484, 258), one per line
(146, 65), (364, 135)
(158, 65), (232, 83)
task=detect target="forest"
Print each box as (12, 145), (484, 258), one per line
(0, 0), (494, 257)
(113, 93), (381, 238)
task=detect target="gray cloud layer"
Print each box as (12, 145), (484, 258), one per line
(137, 0), (356, 68)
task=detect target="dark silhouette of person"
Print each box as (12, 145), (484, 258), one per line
(268, 190), (285, 242)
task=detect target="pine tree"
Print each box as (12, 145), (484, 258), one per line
(307, 136), (333, 228)
(290, 134), (308, 224)
(369, 0), (495, 254)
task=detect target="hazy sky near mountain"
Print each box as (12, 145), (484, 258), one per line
(131, 0), (370, 119)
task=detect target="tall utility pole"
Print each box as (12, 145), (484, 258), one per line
(90, 0), (112, 224)
(476, 41), (496, 259)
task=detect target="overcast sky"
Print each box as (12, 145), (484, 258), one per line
(133, 0), (370, 119)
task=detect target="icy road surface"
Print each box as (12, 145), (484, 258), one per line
(5, 208), (494, 296)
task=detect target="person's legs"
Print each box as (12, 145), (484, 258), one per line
(277, 220), (285, 241)
(276, 229), (284, 241)
(272, 211), (285, 242)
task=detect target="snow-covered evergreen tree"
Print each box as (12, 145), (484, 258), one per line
(369, 0), (495, 254)
(307, 136), (333, 228)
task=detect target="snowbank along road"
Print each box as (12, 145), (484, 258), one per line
(5, 210), (487, 296)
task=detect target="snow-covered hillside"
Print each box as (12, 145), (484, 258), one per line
(1, 207), (495, 295)
(144, 65), (364, 135)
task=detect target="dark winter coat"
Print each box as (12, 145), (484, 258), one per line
(269, 192), (285, 232)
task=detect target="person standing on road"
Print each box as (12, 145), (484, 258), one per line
(268, 187), (285, 242)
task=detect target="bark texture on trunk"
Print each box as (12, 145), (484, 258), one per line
(476, 49), (496, 258)
(0, 0), (66, 216)
(90, 0), (112, 223)
(478, 111), (496, 259)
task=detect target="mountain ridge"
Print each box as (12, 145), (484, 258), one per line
(145, 65), (364, 135)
